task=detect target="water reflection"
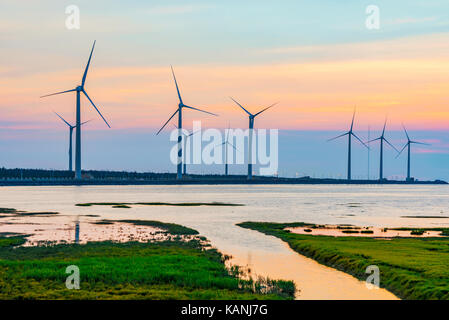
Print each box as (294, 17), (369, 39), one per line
(74, 216), (80, 244)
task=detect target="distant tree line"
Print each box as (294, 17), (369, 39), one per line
(0, 167), (249, 181)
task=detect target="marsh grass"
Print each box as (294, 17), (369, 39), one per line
(108, 220), (199, 235)
(112, 205), (131, 209)
(0, 235), (27, 248)
(76, 202), (244, 207)
(390, 227), (449, 236)
(341, 230), (360, 234)
(0, 207), (59, 217)
(0, 236), (293, 300)
(401, 216), (449, 219)
(238, 221), (449, 300)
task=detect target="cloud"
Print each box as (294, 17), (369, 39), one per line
(415, 148), (449, 154)
(387, 17), (437, 25)
(258, 32), (449, 62)
(146, 4), (213, 15)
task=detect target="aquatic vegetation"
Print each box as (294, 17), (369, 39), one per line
(341, 230), (359, 234)
(0, 235), (27, 248)
(401, 216), (449, 219)
(0, 235), (294, 300)
(0, 208), (18, 214)
(14, 211), (59, 216)
(238, 221), (449, 300)
(109, 220), (199, 235)
(91, 220), (115, 225)
(0, 207), (59, 217)
(390, 227), (449, 236)
(76, 202), (244, 207)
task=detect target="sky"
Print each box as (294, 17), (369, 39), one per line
(1, 0), (449, 180)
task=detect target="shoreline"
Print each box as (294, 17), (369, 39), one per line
(0, 220), (295, 300)
(237, 222), (449, 300)
(0, 178), (447, 187)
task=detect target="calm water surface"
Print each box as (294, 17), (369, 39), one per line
(1, 184), (448, 299)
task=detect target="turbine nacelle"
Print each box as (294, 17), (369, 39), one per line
(40, 41), (110, 128)
(156, 66), (218, 136)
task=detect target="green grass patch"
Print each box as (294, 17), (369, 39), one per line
(401, 216), (449, 219)
(238, 221), (449, 300)
(0, 235), (27, 248)
(108, 220), (199, 235)
(0, 207), (59, 217)
(341, 230), (360, 234)
(112, 205), (131, 209)
(76, 202), (244, 207)
(389, 227), (449, 236)
(0, 208), (18, 214)
(0, 236), (293, 300)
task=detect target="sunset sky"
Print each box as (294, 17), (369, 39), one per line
(1, 0), (449, 180)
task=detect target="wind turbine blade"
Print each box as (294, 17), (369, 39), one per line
(54, 112), (72, 127)
(172, 124), (178, 129)
(254, 102), (278, 117)
(156, 109), (179, 135)
(80, 119), (91, 126)
(327, 132), (349, 142)
(171, 66), (183, 104)
(396, 143), (408, 159)
(382, 117), (387, 136)
(214, 141), (227, 149)
(350, 108), (356, 131)
(41, 88), (76, 98)
(82, 40), (96, 87)
(82, 90), (110, 128)
(183, 105), (218, 116)
(367, 137), (381, 143)
(226, 122), (230, 143)
(384, 137), (399, 153)
(410, 141), (430, 146)
(402, 123), (410, 141)
(230, 97), (252, 116)
(188, 129), (201, 137)
(352, 132), (369, 149)
(227, 141), (238, 151)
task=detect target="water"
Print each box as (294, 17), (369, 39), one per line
(1, 184), (448, 299)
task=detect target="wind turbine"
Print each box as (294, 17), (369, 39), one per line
(41, 41), (110, 180)
(173, 124), (200, 175)
(219, 123), (237, 176)
(230, 97), (277, 179)
(396, 124), (429, 181)
(367, 118), (399, 180)
(54, 112), (90, 172)
(328, 110), (369, 180)
(156, 66), (218, 180)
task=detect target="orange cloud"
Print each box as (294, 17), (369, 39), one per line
(2, 36), (449, 131)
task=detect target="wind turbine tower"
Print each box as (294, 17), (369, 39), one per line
(328, 110), (368, 180)
(397, 124), (429, 181)
(157, 66), (218, 180)
(54, 112), (89, 172)
(221, 124), (237, 175)
(230, 97), (277, 180)
(368, 118), (399, 180)
(41, 41), (110, 179)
